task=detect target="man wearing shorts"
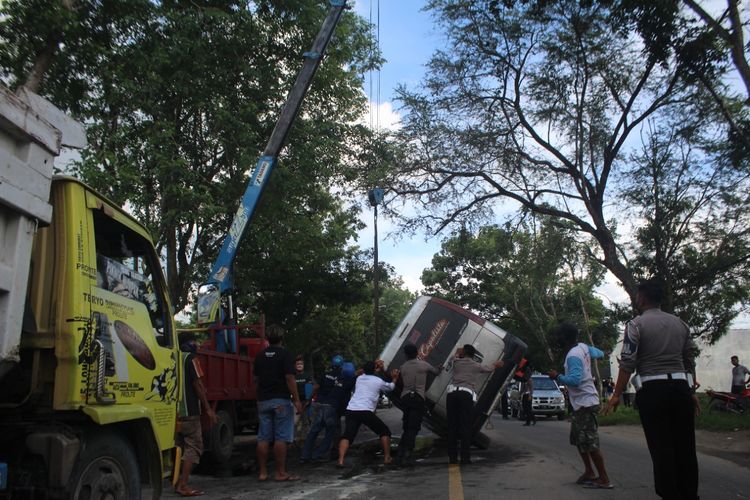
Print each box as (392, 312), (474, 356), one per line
(176, 333), (217, 497)
(337, 360), (398, 467)
(253, 325), (302, 482)
(548, 323), (612, 489)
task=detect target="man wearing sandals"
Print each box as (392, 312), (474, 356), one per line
(547, 323), (612, 490)
(337, 360), (399, 467)
(175, 333), (218, 497)
(253, 325), (303, 482)
(604, 279), (700, 500)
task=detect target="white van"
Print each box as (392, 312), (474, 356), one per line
(380, 296), (527, 447)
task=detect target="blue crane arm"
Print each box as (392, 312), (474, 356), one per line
(197, 0), (347, 325)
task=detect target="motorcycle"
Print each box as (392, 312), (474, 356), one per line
(706, 384), (750, 414)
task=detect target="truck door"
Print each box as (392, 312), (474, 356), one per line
(87, 199), (178, 421)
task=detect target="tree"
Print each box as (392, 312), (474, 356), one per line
(388, 0), (750, 342)
(620, 121), (750, 342)
(282, 276), (416, 377)
(0, 0), (380, 312)
(612, 0), (750, 159)
(421, 219), (619, 370)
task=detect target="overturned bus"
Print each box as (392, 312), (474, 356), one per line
(379, 296), (527, 448)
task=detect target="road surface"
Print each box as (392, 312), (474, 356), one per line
(164, 408), (750, 499)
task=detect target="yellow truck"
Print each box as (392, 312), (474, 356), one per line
(0, 86), (177, 498)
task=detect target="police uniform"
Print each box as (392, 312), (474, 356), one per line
(446, 357), (494, 464)
(397, 358), (440, 464)
(620, 307), (698, 500)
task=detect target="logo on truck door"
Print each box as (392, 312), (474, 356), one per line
(114, 320), (156, 370)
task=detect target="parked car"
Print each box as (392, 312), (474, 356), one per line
(530, 375), (567, 420)
(378, 394), (393, 409)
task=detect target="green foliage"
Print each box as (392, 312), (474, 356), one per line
(283, 280), (417, 376)
(421, 218), (619, 370)
(391, 0), (750, 344)
(620, 123), (750, 342)
(0, 0), (381, 315)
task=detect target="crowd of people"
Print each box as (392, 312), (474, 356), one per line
(172, 278), (713, 500)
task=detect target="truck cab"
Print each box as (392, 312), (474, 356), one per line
(0, 87), (178, 499)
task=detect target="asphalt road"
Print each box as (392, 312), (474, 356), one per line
(164, 408), (750, 500)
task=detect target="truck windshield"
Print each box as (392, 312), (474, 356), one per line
(93, 209), (171, 348)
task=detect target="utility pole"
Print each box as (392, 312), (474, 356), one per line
(368, 187), (384, 357)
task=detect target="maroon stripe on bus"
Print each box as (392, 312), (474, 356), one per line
(429, 297), (486, 326)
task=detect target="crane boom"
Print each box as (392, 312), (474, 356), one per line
(197, 0), (347, 325)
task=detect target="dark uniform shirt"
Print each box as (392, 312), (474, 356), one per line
(316, 370), (354, 409)
(183, 353), (201, 416)
(296, 371), (313, 401)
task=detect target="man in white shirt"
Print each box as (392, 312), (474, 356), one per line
(548, 323), (612, 489)
(337, 360), (399, 467)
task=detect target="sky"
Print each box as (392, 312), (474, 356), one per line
(349, 0), (630, 306)
(350, 0), (447, 294)
(347, 0), (749, 332)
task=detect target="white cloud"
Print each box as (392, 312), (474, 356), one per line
(360, 100), (402, 131)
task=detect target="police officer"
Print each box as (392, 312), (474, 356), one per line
(604, 279), (699, 499)
(446, 344), (503, 465)
(396, 343), (441, 466)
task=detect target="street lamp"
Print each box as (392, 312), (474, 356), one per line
(368, 187), (384, 357)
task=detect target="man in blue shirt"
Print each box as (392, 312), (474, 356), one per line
(548, 323), (612, 489)
(300, 355), (354, 463)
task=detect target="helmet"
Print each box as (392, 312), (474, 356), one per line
(331, 355), (344, 367)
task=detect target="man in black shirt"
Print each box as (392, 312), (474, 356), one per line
(253, 325), (302, 482)
(294, 355), (313, 444)
(300, 355), (354, 463)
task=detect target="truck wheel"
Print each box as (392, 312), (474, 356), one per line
(206, 409), (234, 464)
(68, 431), (141, 500)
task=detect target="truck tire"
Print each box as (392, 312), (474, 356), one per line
(68, 430), (141, 500)
(205, 409), (234, 464)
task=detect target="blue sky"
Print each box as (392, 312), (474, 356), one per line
(349, 1), (749, 331)
(351, 0), (446, 293)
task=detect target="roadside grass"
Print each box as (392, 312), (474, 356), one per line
(598, 394), (750, 432)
